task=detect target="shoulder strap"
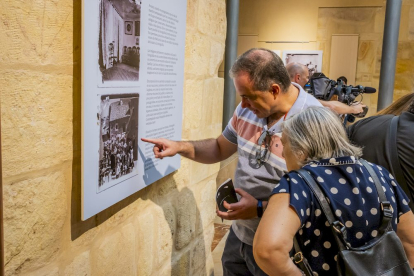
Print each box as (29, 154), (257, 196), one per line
(388, 116), (404, 185)
(292, 236), (315, 276)
(387, 116), (414, 211)
(359, 159), (393, 236)
(296, 163), (393, 249)
(296, 169), (337, 225)
(295, 169), (348, 251)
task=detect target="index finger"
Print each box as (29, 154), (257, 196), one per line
(141, 137), (159, 144)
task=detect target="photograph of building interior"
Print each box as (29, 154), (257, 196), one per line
(99, 0), (141, 84)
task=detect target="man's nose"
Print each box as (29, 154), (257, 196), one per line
(241, 98), (249, 108)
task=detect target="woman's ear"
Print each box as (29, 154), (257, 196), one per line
(296, 150), (307, 164)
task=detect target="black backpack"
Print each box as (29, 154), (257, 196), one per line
(292, 159), (413, 276)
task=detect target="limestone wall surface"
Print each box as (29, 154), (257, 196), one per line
(0, 0), (226, 275)
(239, 0), (414, 115)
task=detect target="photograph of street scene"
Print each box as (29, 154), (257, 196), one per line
(98, 94), (139, 192)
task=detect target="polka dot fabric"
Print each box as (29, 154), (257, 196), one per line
(271, 156), (411, 276)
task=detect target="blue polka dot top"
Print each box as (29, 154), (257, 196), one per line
(271, 156), (411, 276)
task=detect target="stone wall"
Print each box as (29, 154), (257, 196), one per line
(317, 6), (384, 116)
(239, 0), (414, 114)
(317, 1), (414, 115)
(0, 0), (226, 275)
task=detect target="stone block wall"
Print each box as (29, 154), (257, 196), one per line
(0, 0), (226, 275)
(317, 6), (384, 116)
(239, 0), (414, 115)
(317, 1), (414, 114)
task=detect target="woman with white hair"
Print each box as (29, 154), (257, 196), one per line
(253, 106), (414, 276)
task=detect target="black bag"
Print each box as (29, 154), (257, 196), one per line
(292, 159), (413, 276)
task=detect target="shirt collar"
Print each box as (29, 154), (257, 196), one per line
(307, 156), (357, 167)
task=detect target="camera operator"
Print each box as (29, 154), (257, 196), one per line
(286, 62), (366, 115)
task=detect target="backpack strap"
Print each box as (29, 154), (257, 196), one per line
(295, 169), (348, 251)
(295, 162), (393, 250)
(359, 159), (393, 236)
(292, 237), (314, 276)
(387, 116), (414, 211)
(296, 169), (337, 224)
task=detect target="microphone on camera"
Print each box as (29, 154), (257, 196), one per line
(351, 85), (377, 94)
(363, 86), (376, 93)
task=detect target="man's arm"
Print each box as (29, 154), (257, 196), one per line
(141, 134), (237, 164)
(319, 100), (366, 115)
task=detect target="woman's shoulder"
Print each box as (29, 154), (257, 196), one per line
(272, 170), (315, 198)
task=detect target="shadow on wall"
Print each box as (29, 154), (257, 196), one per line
(71, 1), (210, 275)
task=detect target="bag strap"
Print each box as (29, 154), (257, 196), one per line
(388, 116), (405, 186)
(295, 169), (348, 251)
(296, 162), (393, 249)
(387, 116), (414, 211)
(296, 169), (337, 224)
(292, 237), (313, 276)
(359, 159), (393, 236)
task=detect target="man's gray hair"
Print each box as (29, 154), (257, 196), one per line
(286, 62), (307, 80)
(229, 48), (291, 92)
(282, 106), (362, 166)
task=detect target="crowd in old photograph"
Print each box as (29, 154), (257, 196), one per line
(99, 133), (135, 186)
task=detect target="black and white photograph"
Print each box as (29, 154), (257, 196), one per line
(283, 50), (323, 78)
(125, 21), (133, 35)
(98, 0), (142, 85)
(98, 94), (139, 193)
(83, 0), (187, 219)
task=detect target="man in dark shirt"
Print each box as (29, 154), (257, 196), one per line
(348, 97), (414, 210)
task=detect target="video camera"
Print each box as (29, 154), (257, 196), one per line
(307, 73), (377, 119)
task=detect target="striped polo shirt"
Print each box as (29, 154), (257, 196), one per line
(222, 82), (322, 245)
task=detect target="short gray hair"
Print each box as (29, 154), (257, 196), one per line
(286, 62), (307, 80)
(282, 106), (362, 166)
(229, 48), (291, 92)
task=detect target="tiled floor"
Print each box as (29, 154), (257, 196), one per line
(212, 217), (232, 276)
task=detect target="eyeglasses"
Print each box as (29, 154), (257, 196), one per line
(255, 129), (271, 166)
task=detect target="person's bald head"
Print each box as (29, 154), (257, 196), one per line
(286, 62), (309, 88)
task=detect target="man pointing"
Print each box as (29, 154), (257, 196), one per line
(143, 48), (321, 276)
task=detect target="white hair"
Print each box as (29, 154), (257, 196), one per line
(282, 106), (362, 166)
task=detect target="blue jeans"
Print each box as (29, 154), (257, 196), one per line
(221, 226), (268, 276)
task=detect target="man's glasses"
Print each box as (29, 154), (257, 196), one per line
(255, 129), (271, 166)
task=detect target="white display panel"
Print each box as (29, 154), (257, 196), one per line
(82, 0), (187, 220)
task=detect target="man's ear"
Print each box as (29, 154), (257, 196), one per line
(270, 83), (281, 98)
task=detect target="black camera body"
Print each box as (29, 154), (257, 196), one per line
(307, 73), (376, 119)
